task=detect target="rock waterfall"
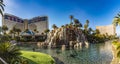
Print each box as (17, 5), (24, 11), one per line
(45, 25), (89, 48)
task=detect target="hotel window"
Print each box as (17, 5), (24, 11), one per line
(10, 16), (12, 21)
(42, 17), (47, 21)
(13, 17), (17, 21)
(21, 20), (24, 23)
(41, 17), (44, 21)
(28, 20), (32, 24)
(17, 19), (20, 22)
(38, 18), (41, 21)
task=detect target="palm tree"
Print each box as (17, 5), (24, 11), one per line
(0, 42), (21, 64)
(70, 15), (74, 23)
(9, 30), (14, 37)
(44, 29), (50, 35)
(52, 24), (57, 29)
(70, 22), (73, 25)
(16, 28), (21, 36)
(0, 0), (5, 16)
(34, 29), (39, 33)
(61, 25), (64, 28)
(95, 29), (100, 34)
(88, 28), (93, 34)
(86, 20), (89, 26)
(84, 20), (89, 30)
(74, 19), (79, 24)
(2, 25), (8, 34)
(74, 19), (82, 28)
(113, 13), (120, 26)
(84, 24), (88, 30)
(12, 27), (18, 37)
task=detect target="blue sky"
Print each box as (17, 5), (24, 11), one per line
(2, 0), (120, 35)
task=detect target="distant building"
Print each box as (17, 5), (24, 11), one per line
(2, 13), (48, 35)
(96, 24), (116, 35)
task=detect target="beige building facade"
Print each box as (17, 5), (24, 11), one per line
(96, 24), (116, 35)
(2, 13), (48, 35)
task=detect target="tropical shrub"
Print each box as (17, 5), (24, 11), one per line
(0, 42), (21, 64)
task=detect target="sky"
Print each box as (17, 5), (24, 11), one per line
(1, 0), (120, 35)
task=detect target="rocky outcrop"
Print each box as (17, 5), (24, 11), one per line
(46, 26), (89, 48)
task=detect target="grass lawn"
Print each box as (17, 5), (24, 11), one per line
(21, 51), (55, 64)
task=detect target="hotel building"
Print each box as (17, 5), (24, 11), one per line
(2, 13), (48, 35)
(96, 24), (116, 35)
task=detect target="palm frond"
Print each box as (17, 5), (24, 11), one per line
(115, 16), (119, 18)
(0, 2), (5, 6)
(0, 42), (21, 63)
(117, 51), (120, 58)
(0, 4), (5, 11)
(117, 45), (120, 50)
(117, 14), (120, 17)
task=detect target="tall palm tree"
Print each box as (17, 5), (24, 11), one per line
(84, 24), (88, 30)
(70, 15), (74, 23)
(74, 19), (79, 24)
(0, 0), (5, 16)
(12, 27), (18, 37)
(79, 22), (82, 28)
(88, 28), (93, 34)
(113, 13), (120, 58)
(86, 20), (89, 26)
(113, 13), (120, 26)
(2, 25), (8, 34)
(9, 30), (14, 36)
(73, 19), (82, 28)
(16, 28), (21, 36)
(52, 24), (57, 29)
(0, 42), (21, 64)
(84, 20), (89, 30)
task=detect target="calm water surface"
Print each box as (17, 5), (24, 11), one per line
(21, 41), (113, 64)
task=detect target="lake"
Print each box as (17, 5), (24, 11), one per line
(20, 41), (113, 64)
